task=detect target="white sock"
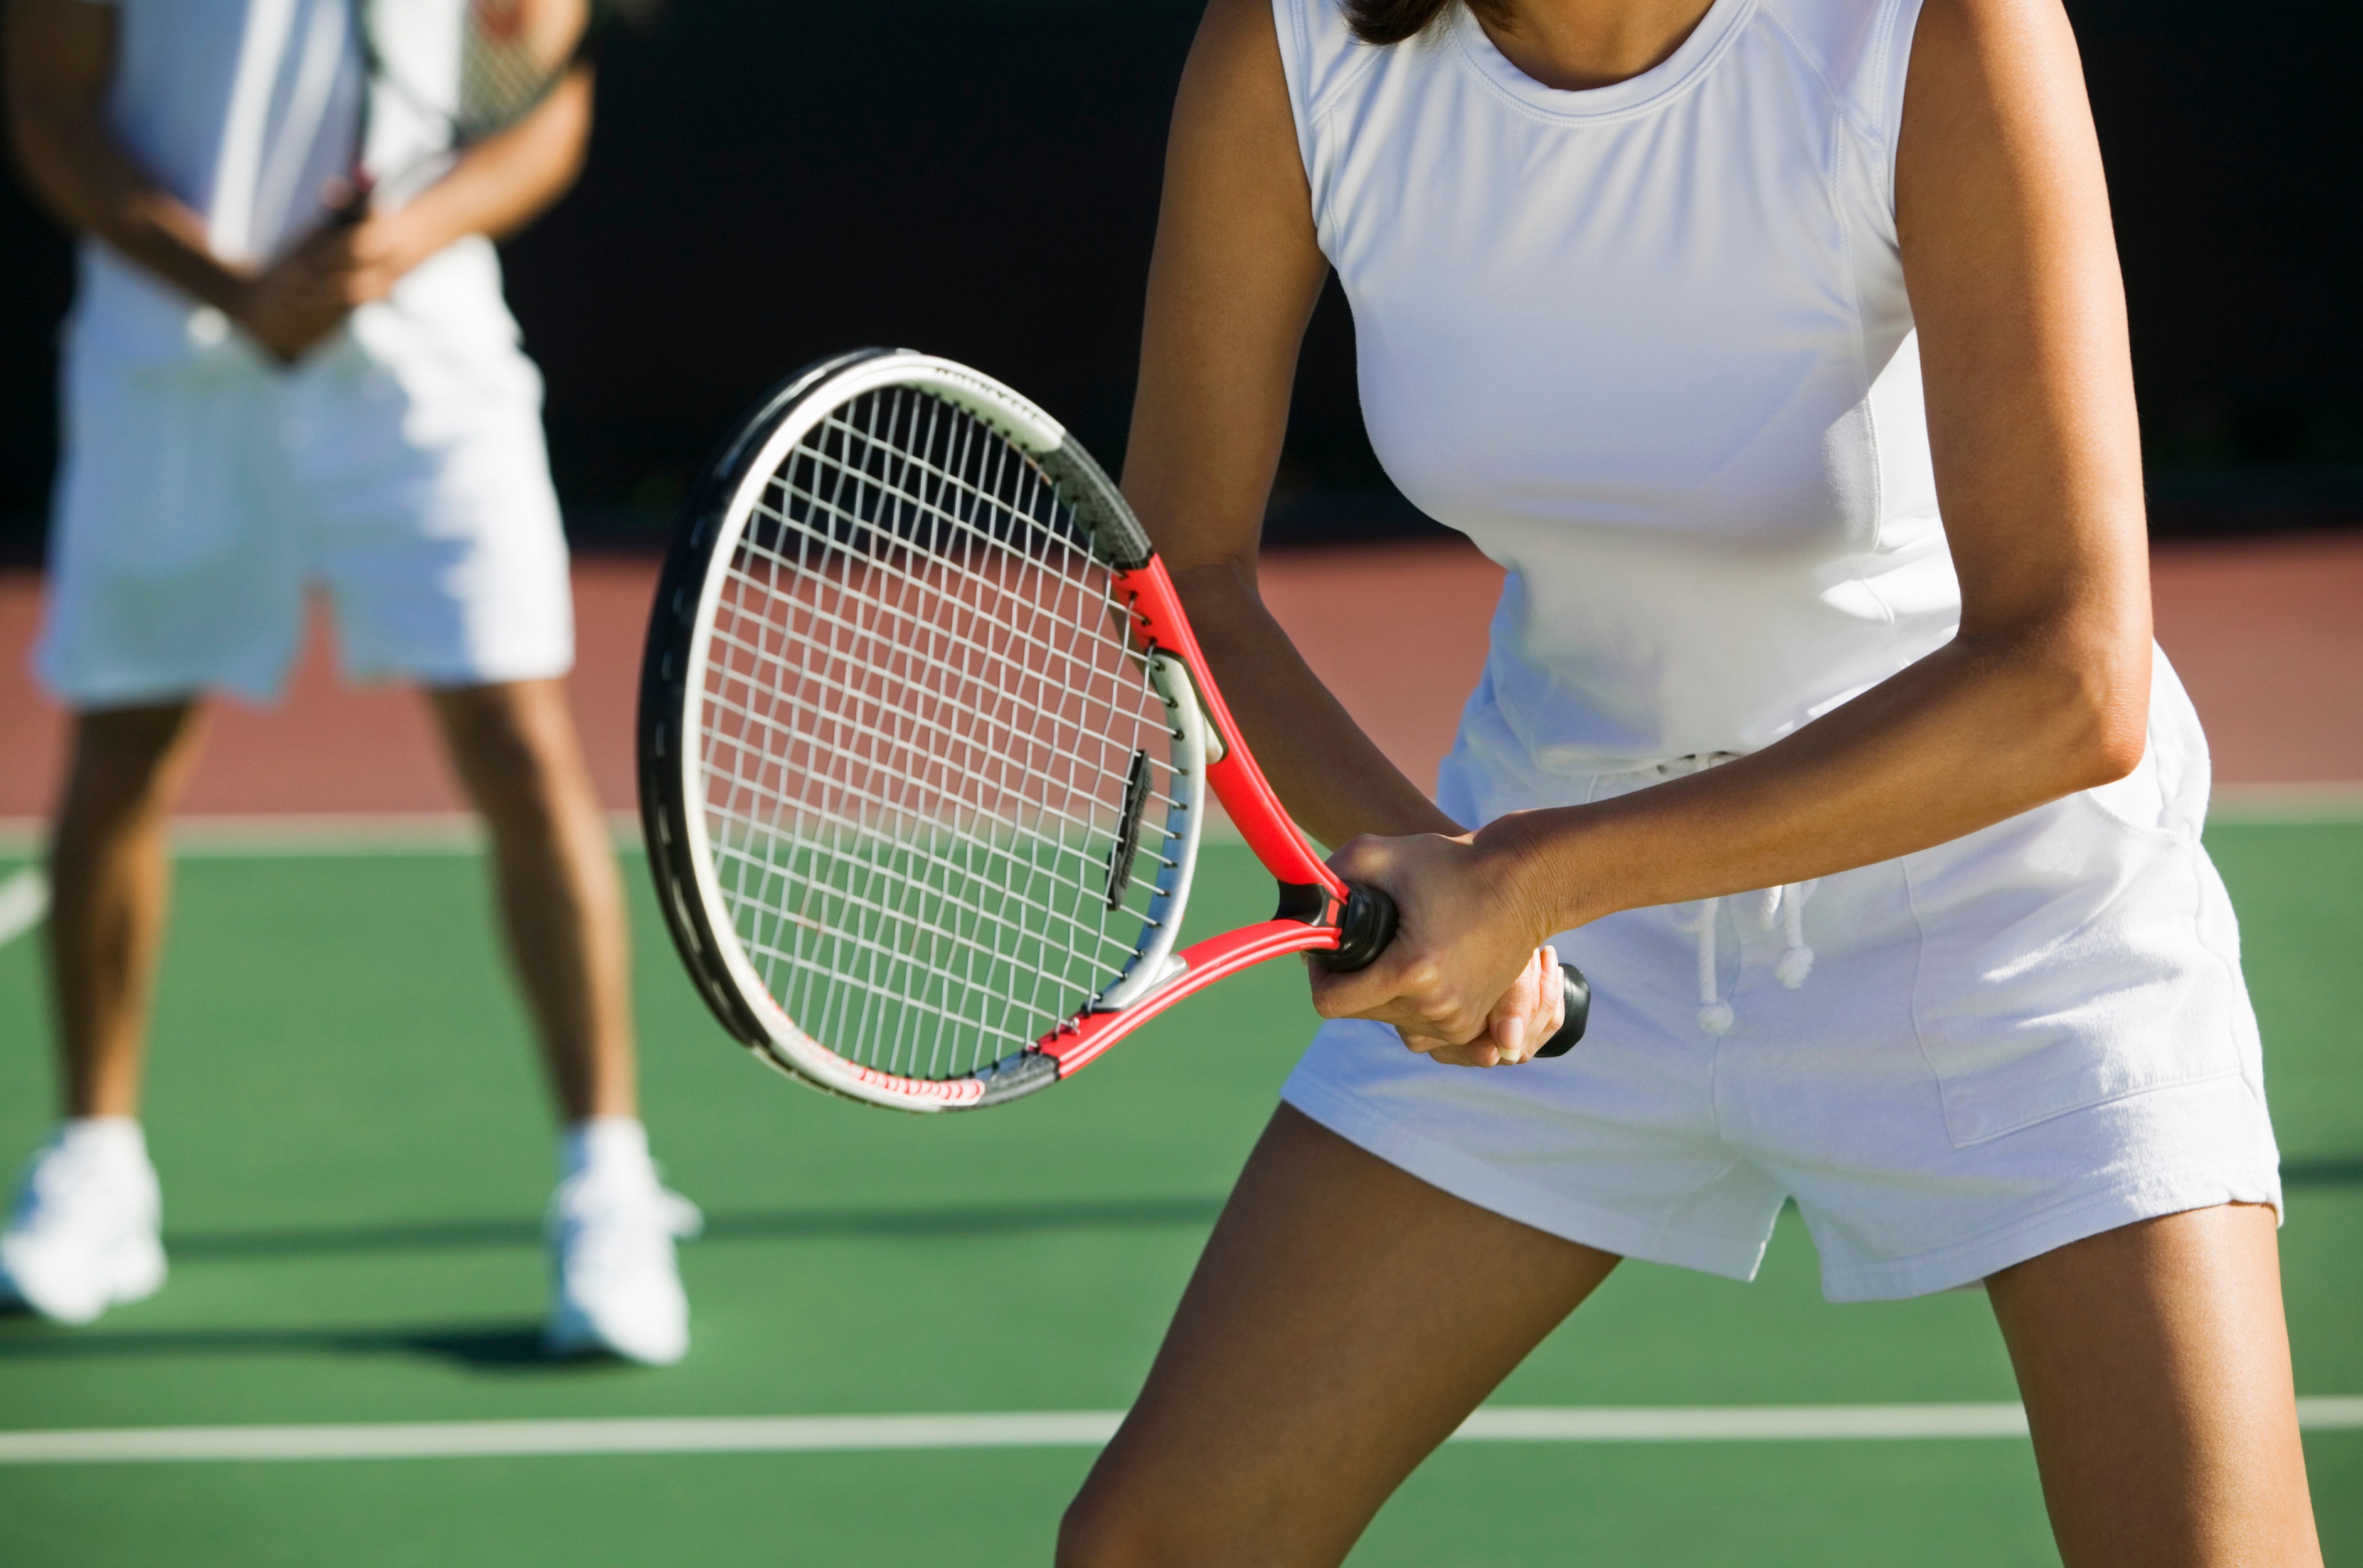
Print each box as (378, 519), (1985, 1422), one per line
(56, 1117), (148, 1170)
(561, 1117), (651, 1183)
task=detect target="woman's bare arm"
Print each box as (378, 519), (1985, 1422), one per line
(1312, 0), (2153, 1051)
(1127, 0), (1461, 850)
(1130, 0), (1571, 1064)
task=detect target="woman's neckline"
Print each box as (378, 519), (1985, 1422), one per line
(1447, 0), (1754, 120)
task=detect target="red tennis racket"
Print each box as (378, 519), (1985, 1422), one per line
(637, 350), (1588, 1111)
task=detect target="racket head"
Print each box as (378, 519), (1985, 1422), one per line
(639, 351), (1210, 1111)
(358, 0), (594, 151)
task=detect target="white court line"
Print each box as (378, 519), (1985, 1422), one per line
(0, 865), (49, 950)
(0, 1400), (2359, 1465)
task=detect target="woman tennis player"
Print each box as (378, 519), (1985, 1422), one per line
(1059, 0), (2318, 1560)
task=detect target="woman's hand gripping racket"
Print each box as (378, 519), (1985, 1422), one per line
(637, 351), (1590, 1111)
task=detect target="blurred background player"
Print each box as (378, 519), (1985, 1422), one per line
(0, 0), (701, 1364)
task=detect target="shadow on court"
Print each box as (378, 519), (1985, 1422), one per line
(0, 1195), (1238, 1372)
(105, 1164), (2363, 1268)
(0, 1316), (568, 1370)
(90, 1194), (1229, 1264)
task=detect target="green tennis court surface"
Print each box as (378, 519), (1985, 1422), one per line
(1, 825), (2357, 1565)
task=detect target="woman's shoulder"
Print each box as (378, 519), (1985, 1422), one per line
(1270, 0), (1403, 124)
(1751, 0), (1925, 151)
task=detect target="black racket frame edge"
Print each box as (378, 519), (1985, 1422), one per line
(635, 349), (901, 1074)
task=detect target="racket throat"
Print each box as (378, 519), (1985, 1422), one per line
(1091, 951), (1188, 1013)
(1280, 881), (1398, 973)
(1103, 750), (1153, 909)
(970, 1049), (1063, 1104)
(1090, 651), (1213, 1015)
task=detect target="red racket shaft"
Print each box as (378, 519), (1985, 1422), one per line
(1029, 559), (1357, 1074)
(1035, 558), (1589, 1076)
(1113, 559), (1339, 891)
(1041, 919), (1347, 1075)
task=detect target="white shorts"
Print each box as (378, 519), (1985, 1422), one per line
(1283, 652), (2281, 1301)
(36, 296), (573, 709)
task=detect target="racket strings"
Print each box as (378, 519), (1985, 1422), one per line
(698, 386), (1186, 1079)
(760, 392), (1100, 1069)
(723, 486), (1172, 843)
(725, 410), (1177, 883)
(697, 692), (1176, 926)
(361, 0), (588, 152)
(455, 0), (586, 136)
(772, 401), (1153, 693)
(752, 405), (1165, 1071)
(775, 396), (1174, 834)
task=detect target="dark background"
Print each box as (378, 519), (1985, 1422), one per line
(1, 0), (2356, 564)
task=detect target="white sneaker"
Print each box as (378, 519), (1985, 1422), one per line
(544, 1135), (701, 1367)
(0, 1120), (167, 1325)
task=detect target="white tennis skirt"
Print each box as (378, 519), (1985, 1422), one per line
(1282, 651), (2281, 1301)
(36, 299), (573, 709)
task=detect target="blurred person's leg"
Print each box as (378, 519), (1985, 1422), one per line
(0, 701), (206, 1322)
(429, 677), (630, 1121)
(428, 677), (699, 1365)
(1988, 1203), (2320, 1566)
(14, 324), (306, 1328)
(48, 701), (210, 1118)
(287, 207), (698, 1357)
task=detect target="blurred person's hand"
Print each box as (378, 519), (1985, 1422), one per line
(10, 0), (592, 364)
(228, 208), (437, 363)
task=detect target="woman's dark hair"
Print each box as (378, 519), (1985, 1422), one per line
(1344, 0), (1511, 46)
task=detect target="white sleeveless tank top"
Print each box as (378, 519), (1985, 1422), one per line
(1275, 0), (1957, 787)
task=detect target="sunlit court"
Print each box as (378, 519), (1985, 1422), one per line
(1, 538), (2357, 1564)
(4, 0), (2362, 1562)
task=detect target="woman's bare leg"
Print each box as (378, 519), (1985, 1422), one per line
(1987, 1202), (2320, 1567)
(1059, 1103), (1621, 1567)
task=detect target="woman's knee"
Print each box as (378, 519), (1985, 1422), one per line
(433, 681), (580, 811)
(60, 701), (205, 822)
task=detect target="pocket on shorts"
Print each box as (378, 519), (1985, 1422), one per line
(1903, 788), (2246, 1148)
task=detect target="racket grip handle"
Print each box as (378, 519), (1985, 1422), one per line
(1317, 886), (1590, 1057)
(329, 174), (374, 228)
(1534, 964), (1591, 1058)
(1315, 883), (1398, 973)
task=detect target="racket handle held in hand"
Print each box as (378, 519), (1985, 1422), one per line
(1313, 884), (1590, 1056)
(1535, 964), (1591, 1058)
(329, 174), (374, 228)
(1319, 884), (1399, 973)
